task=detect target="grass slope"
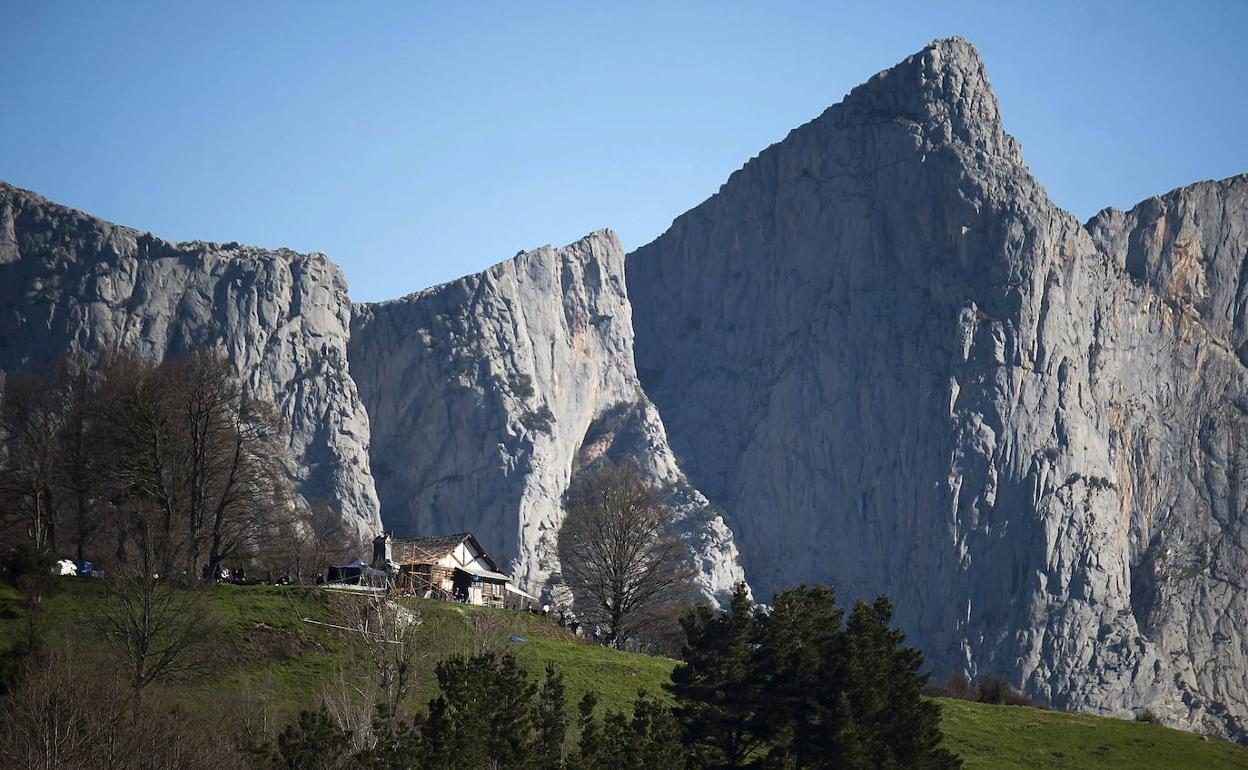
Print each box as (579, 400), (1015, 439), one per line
(0, 579), (670, 716)
(5, 578), (1247, 769)
(938, 697), (1248, 770)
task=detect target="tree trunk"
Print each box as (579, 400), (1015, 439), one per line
(74, 494), (88, 566)
(609, 601), (623, 647)
(33, 481), (46, 552)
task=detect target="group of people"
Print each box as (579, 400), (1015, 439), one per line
(544, 604), (605, 642)
(212, 566), (248, 583)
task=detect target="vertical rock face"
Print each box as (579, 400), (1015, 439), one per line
(349, 230), (746, 599)
(0, 182), (382, 540)
(627, 38), (1248, 736)
(1084, 177), (1248, 737)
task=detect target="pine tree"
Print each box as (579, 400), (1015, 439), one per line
(626, 694), (685, 767)
(841, 598), (960, 769)
(532, 663), (569, 769)
(668, 584), (962, 769)
(357, 709), (424, 770)
(754, 584), (853, 767)
(577, 690), (685, 770)
(422, 653), (538, 768)
(575, 691), (604, 769)
(666, 583), (766, 767)
(249, 707), (353, 770)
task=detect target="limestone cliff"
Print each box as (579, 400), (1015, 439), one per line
(349, 230), (746, 600)
(6, 35), (1248, 739)
(0, 182), (382, 539)
(627, 38), (1248, 736)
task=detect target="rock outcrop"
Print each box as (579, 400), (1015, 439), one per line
(627, 38), (1248, 736)
(349, 230), (746, 600)
(0, 182), (382, 539)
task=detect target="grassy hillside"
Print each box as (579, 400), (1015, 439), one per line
(939, 697), (1248, 770)
(1, 578), (671, 717)
(5, 578), (1247, 769)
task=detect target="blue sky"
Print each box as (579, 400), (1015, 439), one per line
(3, 2), (1245, 302)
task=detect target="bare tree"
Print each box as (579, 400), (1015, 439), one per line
(0, 371), (64, 553)
(96, 354), (185, 574)
(321, 593), (424, 749)
(202, 387), (290, 580)
(93, 352), (293, 582)
(165, 353), (237, 580)
(157, 352), (292, 582)
(51, 361), (108, 566)
(94, 514), (218, 713)
(332, 592), (423, 720)
(261, 500), (355, 584)
(556, 461), (695, 646)
(462, 608), (521, 657)
(1, 352), (297, 585)
(0, 649), (115, 770)
(0, 649), (246, 770)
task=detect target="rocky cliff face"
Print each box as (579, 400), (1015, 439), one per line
(6, 35), (1247, 739)
(627, 38), (1248, 736)
(1084, 177), (1248, 737)
(0, 182), (382, 539)
(349, 230), (746, 600)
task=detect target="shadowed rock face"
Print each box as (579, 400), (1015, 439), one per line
(0, 182), (382, 540)
(348, 230), (747, 601)
(627, 37), (1248, 736)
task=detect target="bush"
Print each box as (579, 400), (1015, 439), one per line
(248, 707), (353, 770)
(924, 671), (1047, 709)
(258, 653), (570, 770)
(925, 671), (976, 700)
(0, 543), (54, 586)
(0, 652), (246, 769)
(975, 674), (1025, 706)
(520, 404), (556, 433)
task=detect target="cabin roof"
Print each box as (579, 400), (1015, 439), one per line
(458, 566), (510, 582)
(390, 532), (500, 572)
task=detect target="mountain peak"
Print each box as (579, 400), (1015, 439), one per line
(836, 37), (1020, 163)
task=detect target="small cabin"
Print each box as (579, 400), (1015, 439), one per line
(374, 532), (508, 607)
